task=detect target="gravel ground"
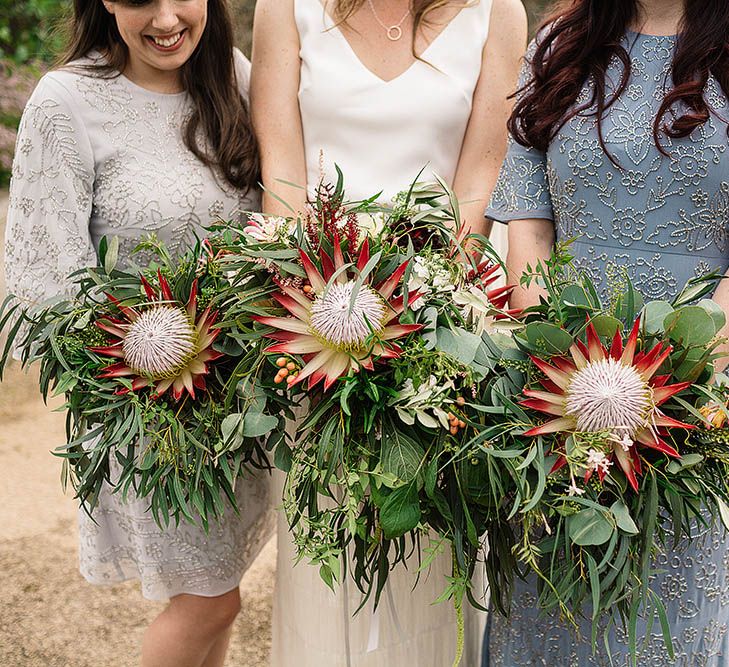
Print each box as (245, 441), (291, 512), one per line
(0, 192), (276, 667)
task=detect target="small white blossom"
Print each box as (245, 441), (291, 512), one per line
(586, 448), (612, 475)
(567, 478), (585, 496)
(618, 433), (634, 452)
(243, 213), (295, 243)
(407, 255), (455, 311)
(356, 212), (388, 240)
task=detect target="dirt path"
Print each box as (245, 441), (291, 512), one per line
(0, 193), (275, 666)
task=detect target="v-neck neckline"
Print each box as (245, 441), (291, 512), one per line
(318, 1), (467, 84)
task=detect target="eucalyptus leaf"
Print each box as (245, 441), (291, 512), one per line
(610, 501), (639, 535)
(664, 306), (716, 347)
(568, 508), (614, 546)
(698, 299), (726, 333)
(242, 413), (279, 438)
(435, 326), (483, 367)
(641, 301), (674, 335)
(524, 322), (573, 354)
(588, 315), (622, 339)
(560, 284), (593, 310)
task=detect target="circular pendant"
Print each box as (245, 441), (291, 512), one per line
(387, 25), (403, 41)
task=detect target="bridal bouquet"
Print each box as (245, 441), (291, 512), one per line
(480, 244), (729, 656)
(221, 174), (520, 657)
(0, 235), (289, 528)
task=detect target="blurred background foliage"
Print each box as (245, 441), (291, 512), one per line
(0, 0), (550, 187)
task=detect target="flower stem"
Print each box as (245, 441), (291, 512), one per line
(451, 545), (465, 667)
(452, 595), (464, 667)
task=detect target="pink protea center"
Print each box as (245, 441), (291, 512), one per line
(122, 306), (198, 379)
(565, 357), (652, 437)
(90, 272), (224, 400)
(253, 238), (423, 391)
(309, 281), (387, 351)
(520, 316), (696, 492)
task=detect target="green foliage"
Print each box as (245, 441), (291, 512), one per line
(487, 246), (729, 661)
(0, 0), (67, 64)
(0, 236), (292, 528)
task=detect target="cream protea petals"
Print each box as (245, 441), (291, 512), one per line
(523, 389), (565, 405)
(291, 348), (338, 386)
(309, 282), (387, 348)
(122, 306), (198, 378)
(258, 245), (419, 390)
(299, 250), (327, 292)
(524, 417), (575, 436)
(94, 277), (223, 400)
(380, 324), (422, 341)
(273, 292), (310, 320)
(377, 260), (410, 300)
(266, 337), (326, 354)
(256, 316), (311, 334)
(522, 315), (692, 491)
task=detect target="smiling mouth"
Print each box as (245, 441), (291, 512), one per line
(145, 29), (187, 51)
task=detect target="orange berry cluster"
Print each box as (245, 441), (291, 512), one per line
(274, 357), (300, 386)
(448, 397), (467, 435)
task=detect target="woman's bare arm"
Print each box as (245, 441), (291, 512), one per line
(451, 0), (527, 237)
(250, 0), (308, 216)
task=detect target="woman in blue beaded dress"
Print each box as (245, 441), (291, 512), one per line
(482, 0), (729, 664)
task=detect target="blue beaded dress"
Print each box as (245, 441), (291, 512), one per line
(483, 31), (729, 666)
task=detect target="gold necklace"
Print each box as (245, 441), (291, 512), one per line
(366, 0), (411, 41)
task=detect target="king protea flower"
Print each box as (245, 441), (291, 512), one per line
(521, 317), (695, 491)
(254, 238), (422, 390)
(90, 271), (223, 400)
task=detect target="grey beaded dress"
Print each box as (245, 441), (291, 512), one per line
(4, 50), (274, 600)
(483, 32), (729, 666)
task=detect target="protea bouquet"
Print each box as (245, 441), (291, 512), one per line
(478, 242), (729, 655)
(0, 235), (290, 527)
(219, 174), (519, 661)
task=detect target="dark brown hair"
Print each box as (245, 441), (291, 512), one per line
(510, 0), (729, 154)
(62, 0), (259, 193)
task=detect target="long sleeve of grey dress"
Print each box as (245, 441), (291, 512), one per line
(4, 51), (274, 600)
(483, 32), (729, 666)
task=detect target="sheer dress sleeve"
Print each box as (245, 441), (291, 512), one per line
(485, 40), (554, 224)
(4, 73), (97, 314)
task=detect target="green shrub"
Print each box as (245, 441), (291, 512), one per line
(0, 0), (67, 65)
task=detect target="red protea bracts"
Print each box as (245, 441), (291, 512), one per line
(90, 271), (223, 400)
(521, 316), (695, 491)
(254, 238), (422, 391)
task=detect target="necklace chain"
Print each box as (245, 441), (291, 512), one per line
(366, 0), (411, 41)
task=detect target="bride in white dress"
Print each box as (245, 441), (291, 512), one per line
(251, 0), (526, 664)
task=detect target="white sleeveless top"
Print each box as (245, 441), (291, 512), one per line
(296, 0), (493, 201)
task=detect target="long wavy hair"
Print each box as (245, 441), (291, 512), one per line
(331, 0), (473, 56)
(510, 0), (729, 153)
(61, 0), (258, 193)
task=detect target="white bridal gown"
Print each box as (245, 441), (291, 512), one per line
(271, 1), (503, 664)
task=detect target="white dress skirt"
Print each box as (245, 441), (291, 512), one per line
(270, 0), (503, 663)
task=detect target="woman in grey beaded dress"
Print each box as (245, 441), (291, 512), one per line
(4, 1), (272, 666)
(482, 0), (729, 665)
